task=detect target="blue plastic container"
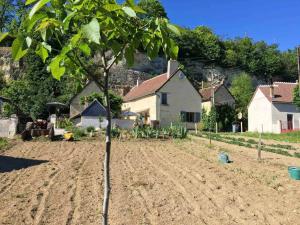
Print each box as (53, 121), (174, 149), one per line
(219, 152), (230, 164)
(288, 166), (300, 180)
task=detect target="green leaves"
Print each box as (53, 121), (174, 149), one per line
(79, 43), (91, 56)
(26, 0), (39, 5)
(168, 39), (179, 59)
(36, 43), (49, 62)
(82, 18), (100, 44)
(49, 56), (65, 80)
(29, 0), (50, 19)
(167, 24), (181, 36)
(122, 7), (136, 17)
(103, 4), (122, 12)
(125, 46), (134, 66)
(0, 33), (9, 43)
(12, 36), (28, 61)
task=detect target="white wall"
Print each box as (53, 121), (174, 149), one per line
(122, 95), (158, 121)
(158, 71), (202, 129)
(248, 89), (272, 133)
(112, 119), (134, 129)
(0, 117), (18, 138)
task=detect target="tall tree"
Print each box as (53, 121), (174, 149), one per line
(230, 72), (254, 118)
(1, 1), (179, 224)
(0, 0), (27, 33)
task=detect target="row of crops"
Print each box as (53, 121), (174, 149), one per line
(111, 125), (188, 139)
(192, 132), (300, 158)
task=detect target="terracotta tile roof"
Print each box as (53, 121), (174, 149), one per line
(123, 73), (169, 102)
(258, 82), (297, 103)
(199, 84), (222, 102)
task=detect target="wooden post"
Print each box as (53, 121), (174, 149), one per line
(195, 123), (198, 134)
(215, 122), (218, 133)
(257, 124), (263, 161)
(240, 121), (243, 133)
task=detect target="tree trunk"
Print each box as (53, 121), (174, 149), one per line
(102, 60), (111, 225)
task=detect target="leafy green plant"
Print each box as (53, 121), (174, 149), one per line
(111, 127), (121, 138)
(58, 118), (73, 129)
(86, 126), (96, 133)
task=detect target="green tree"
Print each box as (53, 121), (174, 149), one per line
(230, 73), (254, 118)
(174, 26), (221, 61)
(280, 49), (298, 81)
(138, 0), (168, 18)
(2, 1), (179, 224)
(293, 86), (300, 108)
(215, 104), (235, 131)
(1, 51), (78, 119)
(0, 0), (27, 33)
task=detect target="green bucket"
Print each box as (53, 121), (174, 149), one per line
(288, 167), (300, 180)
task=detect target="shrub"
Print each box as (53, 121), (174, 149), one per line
(86, 126), (96, 133)
(57, 118), (73, 129)
(247, 139), (257, 144)
(294, 152), (300, 158)
(66, 126), (86, 140)
(111, 127), (121, 138)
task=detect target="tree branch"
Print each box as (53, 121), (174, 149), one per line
(106, 44), (127, 71)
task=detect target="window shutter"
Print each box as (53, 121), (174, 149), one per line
(180, 111), (186, 122)
(195, 112), (201, 122)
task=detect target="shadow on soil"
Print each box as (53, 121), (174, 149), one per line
(0, 155), (48, 173)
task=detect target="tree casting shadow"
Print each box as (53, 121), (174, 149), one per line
(0, 155), (48, 173)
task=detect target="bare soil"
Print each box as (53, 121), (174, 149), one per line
(1, 137), (300, 225)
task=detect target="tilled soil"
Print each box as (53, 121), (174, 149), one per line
(1, 138), (300, 225)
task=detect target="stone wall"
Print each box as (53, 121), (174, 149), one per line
(0, 47), (20, 80)
(110, 51), (245, 89)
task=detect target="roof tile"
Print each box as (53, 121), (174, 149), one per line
(258, 82), (297, 103)
(123, 73), (169, 102)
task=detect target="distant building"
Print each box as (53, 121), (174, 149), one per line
(200, 84), (235, 113)
(69, 81), (101, 118)
(248, 82), (300, 133)
(122, 60), (202, 129)
(72, 99), (108, 128)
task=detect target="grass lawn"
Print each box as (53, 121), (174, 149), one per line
(0, 138), (9, 153)
(231, 131), (300, 143)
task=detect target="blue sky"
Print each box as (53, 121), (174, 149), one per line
(160, 0), (300, 51)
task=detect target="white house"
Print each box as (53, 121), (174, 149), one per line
(122, 60), (202, 129)
(248, 82), (300, 133)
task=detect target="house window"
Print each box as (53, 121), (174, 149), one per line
(161, 93), (168, 105)
(180, 111), (201, 123)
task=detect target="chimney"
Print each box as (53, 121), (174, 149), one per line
(136, 77), (141, 86)
(167, 60), (179, 78)
(270, 84), (274, 99)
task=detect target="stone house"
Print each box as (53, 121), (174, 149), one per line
(248, 82), (300, 133)
(122, 60), (202, 129)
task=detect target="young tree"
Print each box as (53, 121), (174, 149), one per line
(1, 1), (179, 224)
(230, 72), (254, 118)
